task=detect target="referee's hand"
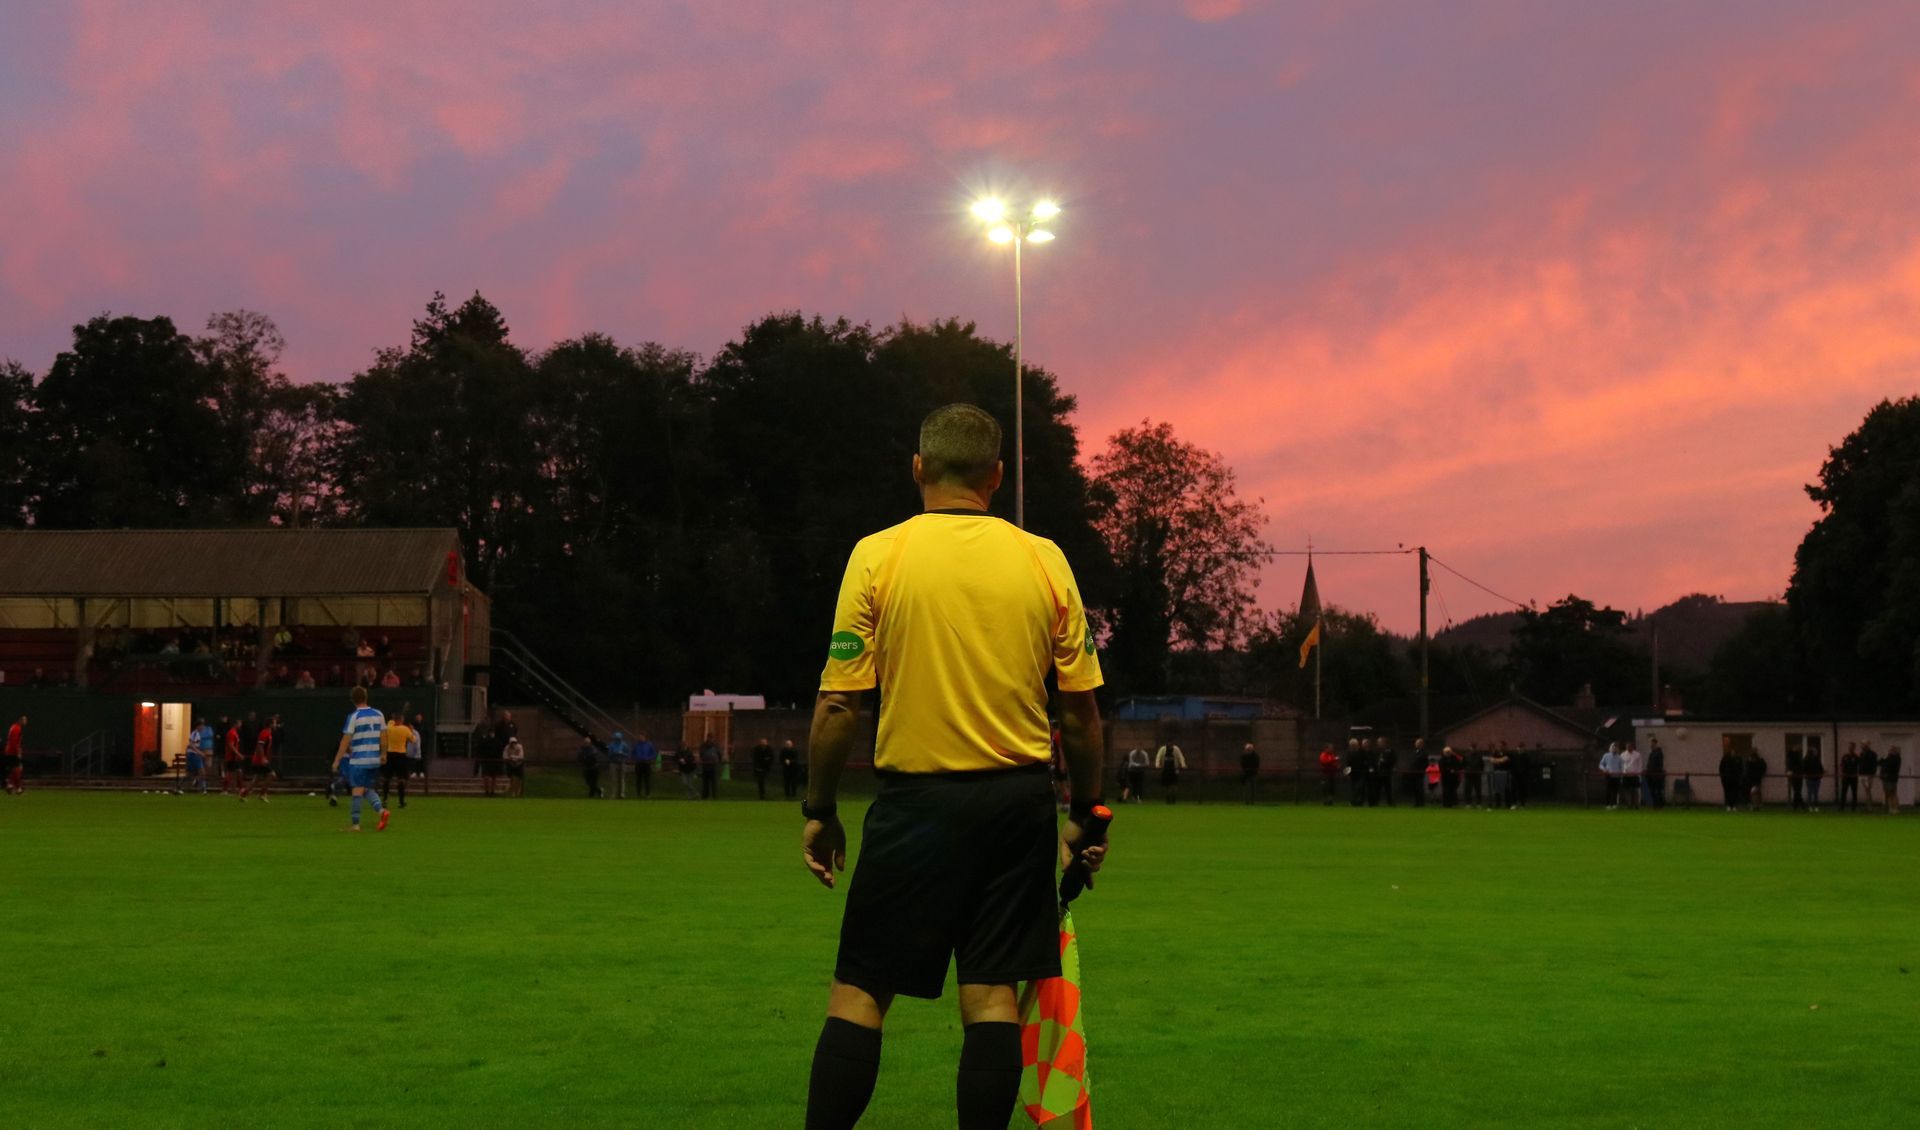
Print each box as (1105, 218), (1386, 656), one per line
(802, 817), (847, 889)
(1059, 819), (1109, 878)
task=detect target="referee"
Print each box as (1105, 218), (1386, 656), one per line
(801, 404), (1109, 1130)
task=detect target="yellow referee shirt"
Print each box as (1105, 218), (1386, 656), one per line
(382, 721), (414, 760)
(819, 511), (1103, 772)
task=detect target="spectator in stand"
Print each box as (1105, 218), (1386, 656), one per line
(1346, 739), (1369, 807)
(1462, 743), (1485, 807)
(1839, 743), (1860, 811)
(4, 714), (25, 795)
(1124, 745), (1150, 803)
(1373, 739), (1397, 807)
(606, 731), (632, 799)
(1745, 747), (1767, 810)
(1858, 743), (1880, 808)
(1156, 741), (1186, 805)
(502, 736), (526, 797)
(295, 669), (317, 689)
(412, 664), (431, 687)
(1239, 742), (1260, 805)
(355, 637), (374, 661)
(1785, 743), (1805, 811)
(326, 664), (346, 688)
(381, 713), (414, 807)
(1598, 743), (1623, 809)
(752, 737), (775, 800)
(1646, 738), (1667, 808)
(378, 666), (401, 689)
(1318, 744), (1341, 805)
(374, 634), (392, 661)
(1803, 746), (1825, 812)
(780, 738), (801, 800)
(1488, 743), (1512, 809)
(1882, 745), (1903, 815)
(698, 736), (721, 799)
(578, 737), (603, 798)
(633, 731), (658, 798)
(675, 744), (700, 799)
(1620, 742), (1643, 810)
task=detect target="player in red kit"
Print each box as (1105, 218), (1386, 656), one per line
(4, 715), (24, 794)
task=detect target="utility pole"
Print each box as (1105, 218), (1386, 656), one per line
(1418, 547), (1431, 745)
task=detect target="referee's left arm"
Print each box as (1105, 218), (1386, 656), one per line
(802, 690), (864, 888)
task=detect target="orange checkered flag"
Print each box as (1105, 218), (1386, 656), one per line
(1018, 805), (1110, 1129)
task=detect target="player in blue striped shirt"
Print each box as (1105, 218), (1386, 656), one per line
(332, 686), (392, 832)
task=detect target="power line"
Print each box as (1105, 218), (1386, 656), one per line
(1425, 553), (1533, 612)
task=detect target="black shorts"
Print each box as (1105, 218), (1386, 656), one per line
(250, 763), (272, 779)
(505, 762), (524, 778)
(835, 763), (1059, 1001)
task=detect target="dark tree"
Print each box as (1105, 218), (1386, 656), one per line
(0, 360), (35, 527)
(32, 314), (245, 527)
(1088, 420), (1268, 693)
(1787, 396), (1920, 711)
(1506, 594), (1646, 707)
(333, 292), (537, 591)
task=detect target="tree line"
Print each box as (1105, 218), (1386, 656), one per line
(4, 295), (1913, 716)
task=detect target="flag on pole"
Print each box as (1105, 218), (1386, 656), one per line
(1019, 912), (1094, 1128)
(1297, 558), (1322, 669)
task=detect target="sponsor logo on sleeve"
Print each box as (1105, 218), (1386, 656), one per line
(828, 631), (866, 661)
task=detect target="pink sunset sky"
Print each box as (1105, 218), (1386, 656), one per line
(4, 1), (1919, 633)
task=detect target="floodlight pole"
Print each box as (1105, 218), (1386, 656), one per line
(1013, 232), (1025, 529)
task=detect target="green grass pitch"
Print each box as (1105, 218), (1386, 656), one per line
(3, 788), (1916, 1128)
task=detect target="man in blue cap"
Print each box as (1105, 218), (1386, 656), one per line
(606, 730), (632, 799)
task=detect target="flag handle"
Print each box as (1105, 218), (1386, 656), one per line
(1060, 805), (1112, 907)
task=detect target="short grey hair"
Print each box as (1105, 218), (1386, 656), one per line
(918, 404), (1002, 488)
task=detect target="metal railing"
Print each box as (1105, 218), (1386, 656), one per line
(491, 630), (625, 745)
(65, 729), (111, 779)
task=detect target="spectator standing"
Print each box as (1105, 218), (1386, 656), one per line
(1620, 743), (1643, 810)
(1374, 739), (1397, 807)
(1155, 741), (1186, 804)
(1858, 743), (1881, 808)
(1745, 747), (1767, 810)
(1512, 744), (1535, 809)
(1462, 744), (1485, 807)
(1239, 742), (1260, 805)
(675, 745), (699, 799)
(502, 736), (526, 797)
(1412, 738), (1431, 807)
(780, 739), (802, 799)
(1882, 746), (1903, 815)
(1598, 743), (1623, 809)
(753, 738), (776, 800)
(1839, 744), (1860, 811)
(1488, 744), (1512, 809)
(1785, 743), (1805, 811)
(698, 737), (721, 799)
(1803, 747), (1825, 812)
(579, 737), (603, 798)
(1346, 739), (1371, 807)
(1717, 746), (1742, 810)
(1318, 744), (1340, 805)
(1439, 746), (1461, 808)
(606, 731), (632, 799)
(1646, 738), (1667, 808)
(633, 732), (657, 798)
(1124, 746), (1149, 803)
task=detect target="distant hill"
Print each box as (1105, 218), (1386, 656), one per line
(1433, 595), (1778, 674)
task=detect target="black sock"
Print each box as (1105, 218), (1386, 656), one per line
(956, 1021), (1023, 1130)
(806, 1017), (882, 1130)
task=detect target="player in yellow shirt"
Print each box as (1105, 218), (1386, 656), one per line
(800, 404), (1109, 1130)
(381, 714), (415, 807)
